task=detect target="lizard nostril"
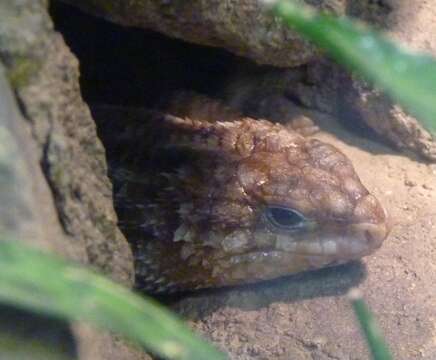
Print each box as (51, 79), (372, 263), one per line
(365, 230), (372, 243)
(364, 223), (389, 250)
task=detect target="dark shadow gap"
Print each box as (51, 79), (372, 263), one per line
(50, 1), (241, 108)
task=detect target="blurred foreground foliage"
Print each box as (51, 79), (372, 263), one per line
(0, 238), (225, 360)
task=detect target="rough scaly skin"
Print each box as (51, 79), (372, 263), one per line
(94, 92), (390, 293)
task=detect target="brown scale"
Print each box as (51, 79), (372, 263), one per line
(93, 91), (390, 293)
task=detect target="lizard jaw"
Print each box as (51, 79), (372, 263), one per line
(210, 220), (389, 286)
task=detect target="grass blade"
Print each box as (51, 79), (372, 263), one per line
(349, 289), (392, 360)
(0, 238), (226, 360)
(264, 0), (436, 133)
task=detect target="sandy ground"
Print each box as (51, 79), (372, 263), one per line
(172, 114), (436, 359)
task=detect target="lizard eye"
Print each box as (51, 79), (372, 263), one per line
(266, 206), (307, 230)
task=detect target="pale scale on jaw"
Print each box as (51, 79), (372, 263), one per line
(94, 91), (390, 293)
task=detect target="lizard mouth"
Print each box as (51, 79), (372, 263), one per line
(212, 221), (389, 285)
(275, 222), (389, 257)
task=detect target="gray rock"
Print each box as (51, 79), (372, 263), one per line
(0, 60), (78, 360)
(342, 78), (436, 161)
(61, 0), (348, 67)
(0, 0), (134, 286)
(0, 1), (147, 359)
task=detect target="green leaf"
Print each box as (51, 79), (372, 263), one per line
(0, 238), (227, 360)
(349, 290), (393, 360)
(265, 0), (436, 133)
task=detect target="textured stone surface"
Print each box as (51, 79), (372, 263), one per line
(341, 78), (436, 160)
(0, 0), (133, 286)
(0, 1), (147, 359)
(60, 0), (349, 67)
(0, 61), (78, 360)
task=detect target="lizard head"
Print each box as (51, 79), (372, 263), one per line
(101, 98), (390, 292)
(150, 117), (390, 290)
